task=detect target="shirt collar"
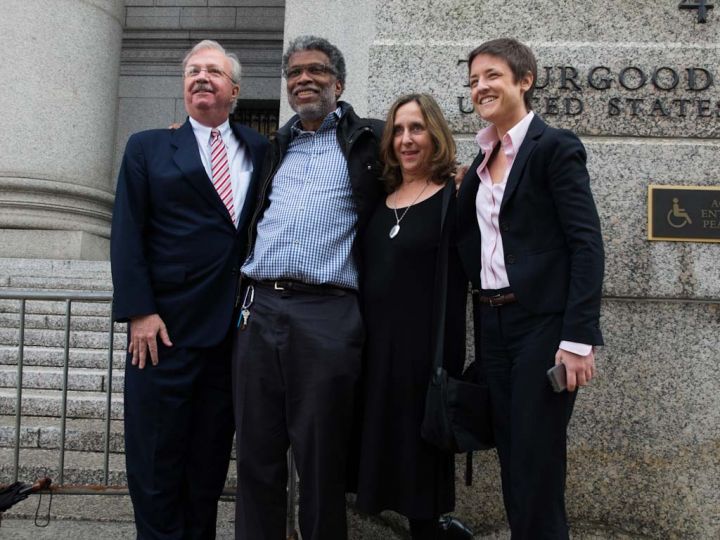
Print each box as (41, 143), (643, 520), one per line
(291, 105), (344, 137)
(189, 117), (232, 144)
(474, 111), (535, 158)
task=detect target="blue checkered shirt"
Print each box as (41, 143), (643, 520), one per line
(242, 107), (359, 289)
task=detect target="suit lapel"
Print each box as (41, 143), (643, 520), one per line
(500, 115), (546, 212)
(171, 120), (235, 226)
(230, 123), (263, 233)
(457, 151), (484, 227)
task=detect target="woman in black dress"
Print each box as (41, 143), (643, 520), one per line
(355, 94), (467, 539)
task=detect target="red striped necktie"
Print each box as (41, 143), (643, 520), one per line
(210, 128), (235, 224)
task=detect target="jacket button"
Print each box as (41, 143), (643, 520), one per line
(501, 222), (509, 232)
(231, 267), (238, 275)
(506, 254), (515, 264)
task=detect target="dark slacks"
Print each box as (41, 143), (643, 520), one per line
(232, 285), (363, 540)
(477, 297), (576, 540)
(124, 335), (235, 540)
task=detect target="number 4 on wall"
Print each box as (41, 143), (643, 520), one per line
(679, 0), (715, 23)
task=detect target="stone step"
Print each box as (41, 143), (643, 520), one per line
(0, 447), (237, 487)
(0, 416), (125, 453)
(0, 258), (111, 279)
(0, 447), (127, 486)
(0, 326), (125, 350)
(0, 312), (124, 333)
(2, 276), (112, 291)
(0, 366), (124, 393)
(0, 389), (123, 420)
(0, 345), (125, 369)
(0, 298), (115, 317)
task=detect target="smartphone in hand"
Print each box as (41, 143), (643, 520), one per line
(546, 364), (567, 393)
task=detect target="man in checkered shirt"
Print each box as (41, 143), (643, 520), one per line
(232, 35), (385, 540)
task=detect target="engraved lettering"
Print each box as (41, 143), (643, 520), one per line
(564, 97), (584, 115)
(458, 96), (474, 114)
(588, 66), (612, 90)
(650, 99), (669, 116)
(608, 97), (622, 116)
(672, 98), (692, 117)
(687, 67), (713, 91)
(535, 66), (552, 90)
(545, 97), (559, 115)
(626, 98), (644, 116)
(560, 66), (582, 91)
(697, 100), (712, 117)
(651, 67), (680, 91)
(619, 67), (647, 91)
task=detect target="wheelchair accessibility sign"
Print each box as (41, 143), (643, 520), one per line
(648, 185), (720, 242)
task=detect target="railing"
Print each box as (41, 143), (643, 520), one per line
(1, 290), (117, 494)
(0, 289), (298, 536)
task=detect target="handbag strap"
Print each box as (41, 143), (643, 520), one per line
(430, 180), (455, 373)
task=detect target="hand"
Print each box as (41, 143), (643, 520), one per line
(128, 314), (173, 369)
(454, 164), (469, 191)
(555, 347), (595, 392)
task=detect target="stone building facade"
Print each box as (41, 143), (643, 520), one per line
(0, 1), (718, 538)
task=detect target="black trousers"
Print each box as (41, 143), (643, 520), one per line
(124, 335), (235, 540)
(477, 298), (576, 540)
(233, 285), (363, 540)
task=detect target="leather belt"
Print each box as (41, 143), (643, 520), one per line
(251, 279), (352, 297)
(476, 292), (517, 307)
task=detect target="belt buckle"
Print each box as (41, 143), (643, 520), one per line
(489, 293), (503, 307)
(273, 281), (286, 291)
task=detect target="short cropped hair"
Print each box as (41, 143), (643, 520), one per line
(182, 40), (241, 111)
(467, 38), (537, 110)
(380, 93), (456, 193)
(282, 35), (346, 92)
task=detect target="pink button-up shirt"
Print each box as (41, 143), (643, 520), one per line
(474, 111), (590, 356)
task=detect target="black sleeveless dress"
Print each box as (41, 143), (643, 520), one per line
(355, 188), (464, 519)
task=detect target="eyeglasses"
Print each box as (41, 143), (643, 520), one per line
(284, 63), (336, 80)
(184, 65), (236, 83)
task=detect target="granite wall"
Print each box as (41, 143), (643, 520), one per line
(285, 1), (720, 538)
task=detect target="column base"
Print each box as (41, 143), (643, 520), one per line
(0, 230), (109, 261)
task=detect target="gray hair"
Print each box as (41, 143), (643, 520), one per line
(182, 40), (242, 110)
(282, 35), (346, 89)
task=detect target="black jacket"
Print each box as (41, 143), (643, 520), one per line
(456, 115), (604, 345)
(243, 102), (385, 288)
(111, 120), (268, 347)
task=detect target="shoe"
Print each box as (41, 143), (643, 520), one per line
(438, 516), (473, 539)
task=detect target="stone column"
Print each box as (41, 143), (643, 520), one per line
(0, 0), (125, 260)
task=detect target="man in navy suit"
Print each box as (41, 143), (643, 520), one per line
(456, 39), (604, 539)
(111, 40), (267, 539)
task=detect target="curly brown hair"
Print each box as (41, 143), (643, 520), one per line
(380, 93), (456, 193)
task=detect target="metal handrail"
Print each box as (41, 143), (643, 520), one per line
(1, 290), (116, 492)
(0, 289), (298, 534)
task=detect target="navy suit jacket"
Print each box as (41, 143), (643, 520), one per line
(456, 115), (604, 345)
(111, 119), (268, 348)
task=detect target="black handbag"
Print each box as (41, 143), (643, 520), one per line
(420, 182), (494, 455)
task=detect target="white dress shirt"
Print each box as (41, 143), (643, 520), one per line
(189, 117), (253, 225)
(474, 111), (591, 356)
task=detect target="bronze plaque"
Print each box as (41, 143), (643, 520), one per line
(648, 185), (720, 242)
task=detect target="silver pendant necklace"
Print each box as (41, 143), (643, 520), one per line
(389, 180), (430, 239)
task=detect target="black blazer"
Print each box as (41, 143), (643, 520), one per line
(111, 119), (268, 348)
(456, 115), (604, 345)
